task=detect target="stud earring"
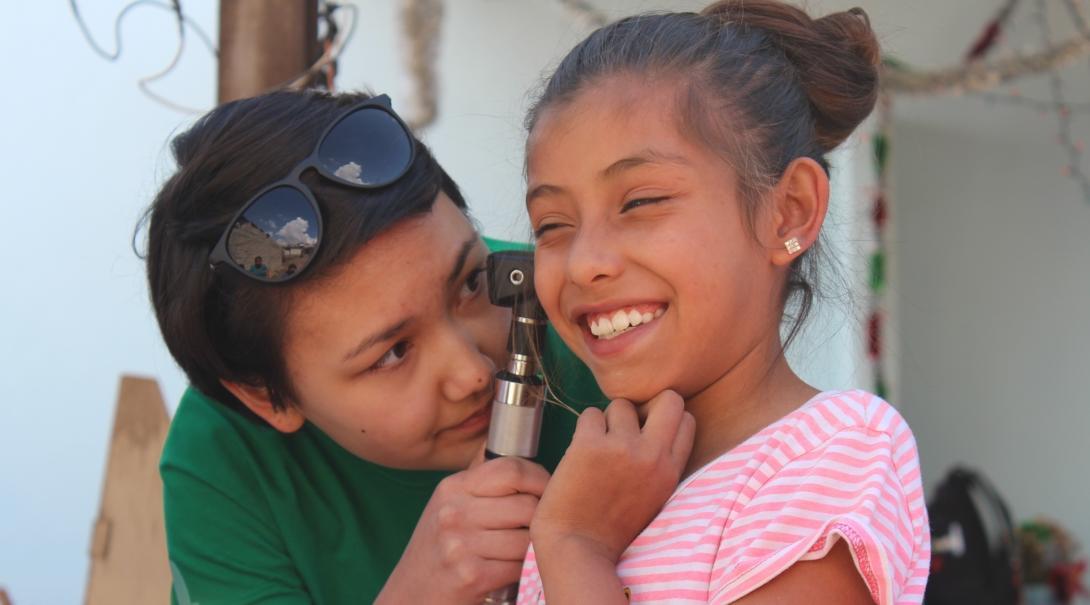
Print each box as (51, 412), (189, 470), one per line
(784, 238), (802, 255)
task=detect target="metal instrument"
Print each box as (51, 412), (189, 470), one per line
(482, 250), (547, 605)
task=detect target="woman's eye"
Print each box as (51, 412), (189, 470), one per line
(462, 267), (486, 299)
(371, 340), (411, 372)
(621, 197), (669, 213)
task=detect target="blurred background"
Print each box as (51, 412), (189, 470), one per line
(1, 0), (1087, 602)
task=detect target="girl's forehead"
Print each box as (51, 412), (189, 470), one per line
(527, 85), (714, 179)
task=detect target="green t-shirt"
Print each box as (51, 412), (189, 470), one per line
(161, 240), (603, 604)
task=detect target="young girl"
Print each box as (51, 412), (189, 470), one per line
(518, 1), (930, 603)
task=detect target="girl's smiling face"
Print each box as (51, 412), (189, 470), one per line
(527, 76), (787, 403)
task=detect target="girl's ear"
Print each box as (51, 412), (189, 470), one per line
(221, 380), (306, 433)
(765, 157), (830, 266)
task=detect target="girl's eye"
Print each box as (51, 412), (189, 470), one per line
(533, 223), (561, 239)
(462, 267), (486, 299)
(621, 197), (669, 213)
(370, 340), (411, 372)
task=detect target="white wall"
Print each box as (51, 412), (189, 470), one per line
(891, 117), (1090, 553)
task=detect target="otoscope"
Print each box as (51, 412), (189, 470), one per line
(482, 250), (547, 605)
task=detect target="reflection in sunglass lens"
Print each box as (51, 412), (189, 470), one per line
(318, 107), (413, 186)
(226, 186), (320, 281)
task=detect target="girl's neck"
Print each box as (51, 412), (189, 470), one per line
(681, 335), (819, 477)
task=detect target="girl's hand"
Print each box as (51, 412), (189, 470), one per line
(378, 455), (550, 604)
(531, 390), (696, 563)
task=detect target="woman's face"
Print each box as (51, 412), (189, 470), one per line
(526, 77), (783, 403)
(281, 194), (509, 470)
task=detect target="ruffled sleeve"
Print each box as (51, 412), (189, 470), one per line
(708, 424), (930, 604)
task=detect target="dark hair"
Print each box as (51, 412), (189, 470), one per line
(143, 89), (466, 418)
(526, 0), (880, 346)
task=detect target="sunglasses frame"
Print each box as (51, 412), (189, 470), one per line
(208, 94), (416, 283)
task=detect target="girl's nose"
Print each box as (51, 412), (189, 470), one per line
(566, 223), (624, 287)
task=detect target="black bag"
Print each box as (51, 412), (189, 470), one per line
(924, 467), (1020, 605)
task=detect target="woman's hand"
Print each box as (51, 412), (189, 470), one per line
(377, 456), (549, 604)
(530, 390), (695, 603)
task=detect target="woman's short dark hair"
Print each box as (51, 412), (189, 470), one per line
(143, 89), (467, 418)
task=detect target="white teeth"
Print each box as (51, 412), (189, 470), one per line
(611, 310), (630, 332)
(586, 306), (667, 339)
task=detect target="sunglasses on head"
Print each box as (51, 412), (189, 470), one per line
(208, 94), (415, 283)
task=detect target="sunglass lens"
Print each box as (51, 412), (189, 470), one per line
(318, 106), (413, 187)
(226, 186), (319, 281)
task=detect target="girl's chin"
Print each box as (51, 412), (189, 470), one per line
(596, 379), (675, 406)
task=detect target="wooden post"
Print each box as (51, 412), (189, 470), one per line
(84, 377), (172, 605)
(217, 0), (320, 103)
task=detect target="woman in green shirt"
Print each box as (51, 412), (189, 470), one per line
(146, 89), (600, 603)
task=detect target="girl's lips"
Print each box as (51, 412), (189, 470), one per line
(569, 299), (667, 323)
(579, 305), (666, 359)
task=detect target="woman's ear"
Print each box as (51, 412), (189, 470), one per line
(766, 157), (829, 266)
(221, 380), (306, 433)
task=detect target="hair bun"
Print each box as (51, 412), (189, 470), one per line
(701, 0), (881, 151)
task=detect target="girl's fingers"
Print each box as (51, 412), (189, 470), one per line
(603, 398), (639, 436)
(640, 390), (685, 445)
(671, 411), (697, 469)
(574, 405), (607, 438)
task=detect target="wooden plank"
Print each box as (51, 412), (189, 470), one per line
(218, 0), (320, 103)
(84, 376), (171, 605)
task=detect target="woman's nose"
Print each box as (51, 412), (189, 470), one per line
(439, 322), (495, 403)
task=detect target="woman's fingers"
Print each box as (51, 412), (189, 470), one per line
(471, 528), (533, 562)
(467, 457), (550, 498)
(464, 493), (540, 530)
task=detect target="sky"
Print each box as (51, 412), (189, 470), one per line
(0, 2), (215, 601)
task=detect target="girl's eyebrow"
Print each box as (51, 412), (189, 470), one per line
(527, 148), (691, 207)
(600, 148), (690, 180)
(526, 183), (563, 208)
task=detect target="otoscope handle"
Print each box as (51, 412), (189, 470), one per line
(482, 251), (546, 605)
(485, 369), (545, 459)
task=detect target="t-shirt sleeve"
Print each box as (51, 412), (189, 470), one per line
(708, 425), (930, 605)
(163, 463), (311, 605)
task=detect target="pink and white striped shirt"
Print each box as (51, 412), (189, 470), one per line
(518, 390), (930, 604)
